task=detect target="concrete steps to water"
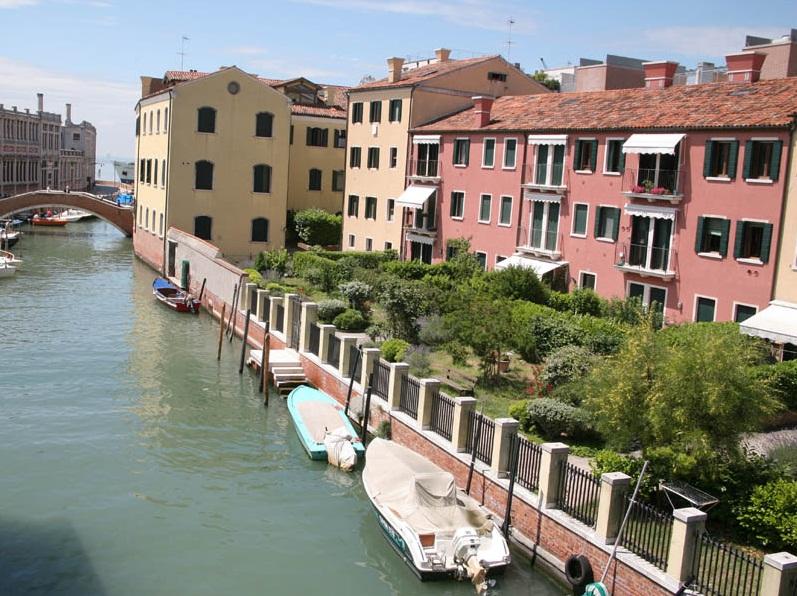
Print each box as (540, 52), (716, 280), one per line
(247, 348), (309, 396)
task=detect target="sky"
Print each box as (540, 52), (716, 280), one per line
(1, 0), (795, 170)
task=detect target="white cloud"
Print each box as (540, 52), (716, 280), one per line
(641, 26), (785, 58)
(0, 57), (138, 159)
(0, 0), (38, 7)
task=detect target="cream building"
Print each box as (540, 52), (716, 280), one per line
(342, 49), (549, 254)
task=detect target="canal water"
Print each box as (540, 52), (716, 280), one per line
(0, 220), (564, 596)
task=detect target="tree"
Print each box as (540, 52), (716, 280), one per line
(378, 277), (432, 341)
(532, 70), (561, 91)
(293, 208), (342, 246)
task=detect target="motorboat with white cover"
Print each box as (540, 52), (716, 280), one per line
(362, 438), (510, 592)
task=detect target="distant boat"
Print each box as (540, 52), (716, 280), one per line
(32, 215), (68, 227)
(152, 277), (200, 313)
(0, 229), (20, 248)
(1, 250), (22, 269)
(114, 161), (135, 184)
(0, 255), (16, 278)
(286, 385), (364, 468)
(56, 209), (92, 223)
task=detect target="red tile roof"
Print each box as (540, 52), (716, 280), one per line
(290, 104), (346, 119)
(164, 70), (209, 82)
(352, 55), (499, 91)
(415, 78), (797, 132)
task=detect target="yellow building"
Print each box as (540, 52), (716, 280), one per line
(342, 49), (549, 253)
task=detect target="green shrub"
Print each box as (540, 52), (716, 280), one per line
(509, 401), (529, 427)
(525, 310), (581, 358)
(244, 268), (267, 289)
(760, 361), (797, 410)
(590, 450), (657, 500)
(306, 266), (336, 292)
(382, 259), (431, 280)
(317, 299), (348, 323)
(294, 208), (342, 246)
(254, 249), (289, 276)
(443, 340), (469, 366)
(292, 251), (336, 279)
(406, 346), (432, 378)
(485, 265), (550, 304)
(333, 309), (368, 332)
(541, 345), (595, 387)
(418, 315), (453, 346)
(572, 315), (627, 355)
(525, 398), (593, 440)
(549, 288), (605, 317)
(316, 250), (393, 268)
(381, 338), (410, 363)
(375, 420), (392, 439)
(736, 480), (797, 550)
(338, 280), (372, 311)
(265, 282), (289, 295)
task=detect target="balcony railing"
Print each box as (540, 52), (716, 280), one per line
(408, 159), (440, 180)
(615, 242), (677, 280)
(622, 168), (683, 203)
(404, 207), (437, 235)
(522, 163), (568, 192)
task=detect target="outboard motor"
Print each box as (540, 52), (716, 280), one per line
(452, 527), (488, 594)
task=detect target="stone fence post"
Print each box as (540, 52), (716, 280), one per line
(761, 552), (797, 596)
(666, 508), (707, 584)
(299, 302), (318, 353)
(595, 472), (631, 544)
(490, 419), (519, 478)
(538, 442), (569, 508)
(318, 325), (336, 365)
(417, 379), (441, 428)
(386, 362), (409, 410)
(245, 283), (258, 312)
(451, 396), (476, 452)
(255, 289), (269, 323)
(268, 296), (282, 332)
(360, 348), (381, 388)
(283, 293), (299, 346)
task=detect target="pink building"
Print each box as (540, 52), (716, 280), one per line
(405, 58), (797, 324)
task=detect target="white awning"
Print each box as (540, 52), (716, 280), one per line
(524, 189), (562, 203)
(412, 135), (440, 145)
(396, 185), (436, 208)
(406, 233), (435, 246)
(622, 133), (685, 155)
(740, 301), (797, 345)
(624, 203), (677, 221)
(495, 254), (567, 276)
(528, 134), (567, 146)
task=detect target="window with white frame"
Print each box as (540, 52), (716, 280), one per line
(499, 196), (513, 226)
(594, 206), (620, 241)
(734, 303), (757, 323)
(365, 237), (373, 251)
(628, 281), (666, 316)
(534, 144), (565, 186)
(503, 138), (517, 169)
(386, 198), (395, 222)
(572, 203), (588, 237)
(529, 200), (560, 252)
(482, 138), (495, 168)
(450, 191), (465, 219)
(453, 138), (470, 166)
(348, 234), (355, 247)
(695, 296), (716, 322)
(604, 139), (625, 174)
(579, 271), (596, 290)
(478, 194), (491, 223)
(475, 252), (487, 270)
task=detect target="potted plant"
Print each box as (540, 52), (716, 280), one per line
(498, 352), (511, 373)
(651, 186), (668, 195)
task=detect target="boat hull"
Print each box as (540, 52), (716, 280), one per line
(152, 278), (200, 314)
(32, 218), (68, 227)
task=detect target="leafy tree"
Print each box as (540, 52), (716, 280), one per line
(254, 249), (289, 276)
(736, 479), (797, 550)
(532, 70), (561, 91)
(338, 281), (372, 311)
(293, 208), (342, 246)
(484, 265), (549, 303)
(378, 277), (433, 341)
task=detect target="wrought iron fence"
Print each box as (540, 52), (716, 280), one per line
(619, 496), (673, 570)
(399, 375), (420, 419)
(465, 410), (495, 466)
(690, 532), (764, 596)
(308, 322), (320, 356)
(556, 462), (601, 527)
(513, 435), (542, 493)
(348, 344), (361, 381)
(275, 303), (284, 332)
(429, 390), (454, 441)
(372, 360), (390, 399)
(326, 333), (340, 366)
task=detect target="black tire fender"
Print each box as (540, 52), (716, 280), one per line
(565, 554), (594, 588)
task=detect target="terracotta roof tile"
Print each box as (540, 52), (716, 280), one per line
(290, 104), (347, 119)
(353, 55), (498, 91)
(415, 78), (797, 132)
(164, 70), (209, 82)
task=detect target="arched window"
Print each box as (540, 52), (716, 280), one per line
(195, 160), (213, 190)
(161, 160), (166, 187)
(308, 168), (322, 191)
(164, 107), (168, 132)
(148, 112), (153, 134)
(159, 213), (164, 236)
(197, 107), (216, 133)
(251, 218), (269, 242)
(153, 158), (158, 186)
(253, 164), (271, 193)
(145, 208), (149, 229)
(194, 215), (212, 240)
(156, 109), (161, 133)
(255, 112), (273, 137)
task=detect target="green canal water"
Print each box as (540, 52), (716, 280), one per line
(0, 220), (564, 596)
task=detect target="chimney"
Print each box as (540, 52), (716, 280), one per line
(37, 92), (43, 112)
(725, 52), (766, 83)
(473, 96), (494, 128)
(387, 57), (404, 83)
(435, 48), (451, 63)
(65, 103), (72, 123)
(643, 61), (678, 88)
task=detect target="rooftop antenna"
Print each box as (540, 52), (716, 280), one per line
(506, 17), (515, 59)
(178, 35), (190, 70)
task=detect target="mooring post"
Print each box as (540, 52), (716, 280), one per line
(238, 308), (251, 374)
(226, 283), (238, 339)
(258, 322), (269, 393)
(360, 374), (374, 446)
(263, 330), (271, 407)
(502, 434), (520, 537)
(217, 303), (226, 361)
(198, 278), (206, 304)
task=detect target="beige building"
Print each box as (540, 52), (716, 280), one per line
(342, 49), (548, 254)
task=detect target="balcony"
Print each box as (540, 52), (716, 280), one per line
(517, 223), (563, 260)
(407, 159), (440, 183)
(522, 163), (568, 193)
(622, 168), (683, 204)
(614, 242), (677, 280)
(404, 205), (437, 238)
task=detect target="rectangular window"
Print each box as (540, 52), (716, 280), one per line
(332, 170), (345, 192)
(453, 138), (470, 166)
(487, 71), (507, 82)
(734, 304), (757, 323)
(365, 238), (373, 251)
(351, 102), (363, 123)
(704, 140), (738, 178)
(604, 139), (625, 174)
(572, 203), (588, 237)
(594, 206), (620, 241)
(386, 199), (395, 222)
(478, 194), (492, 223)
(499, 196), (513, 226)
(385, 241), (393, 250)
(308, 169), (322, 191)
(369, 100), (382, 123)
(334, 129), (346, 148)
(388, 99), (402, 122)
(529, 201), (561, 252)
(348, 234), (355, 247)
(389, 147), (398, 168)
(290, 124), (294, 144)
(579, 272), (596, 290)
(628, 282), (667, 318)
(306, 127), (329, 147)
(734, 220), (773, 263)
(475, 252), (487, 270)
(415, 143), (439, 177)
(695, 216), (730, 256)
(450, 191), (465, 219)
(695, 297), (716, 322)
(534, 144), (566, 186)
(347, 195), (359, 217)
(367, 147), (380, 169)
(482, 138), (495, 168)
(349, 146), (361, 168)
(745, 140), (782, 181)
(574, 139), (598, 172)
(365, 196), (377, 219)
(503, 138), (517, 169)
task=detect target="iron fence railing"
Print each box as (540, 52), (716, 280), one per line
(620, 496), (673, 570)
(465, 410), (495, 466)
(429, 390), (454, 441)
(514, 435), (543, 493)
(308, 322), (320, 356)
(348, 344), (361, 381)
(372, 360), (390, 399)
(556, 462), (601, 528)
(326, 333), (340, 366)
(689, 532), (764, 596)
(399, 375), (420, 419)
(275, 303), (284, 332)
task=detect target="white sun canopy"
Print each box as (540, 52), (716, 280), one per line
(412, 135), (441, 145)
(495, 254), (567, 276)
(406, 233), (435, 245)
(622, 133), (685, 155)
(396, 185), (436, 209)
(740, 301), (797, 345)
(624, 203), (677, 221)
(527, 134), (567, 146)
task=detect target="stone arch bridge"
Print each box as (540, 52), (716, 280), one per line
(0, 191), (134, 236)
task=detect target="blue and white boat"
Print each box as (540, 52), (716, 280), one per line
(286, 385), (364, 468)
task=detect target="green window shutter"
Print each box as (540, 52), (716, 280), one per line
(703, 140), (714, 178)
(695, 216), (705, 253)
(306, 127), (312, 145)
(742, 141), (753, 180)
(733, 221), (745, 258)
(573, 141), (582, 170)
(727, 141), (739, 179)
(770, 140), (783, 182)
(618, 148), (626, 173)
(719, 219), (731, 256)
(760, 223), (773, 263)
(611, 207), (620, 240)
(594, 206), (602, 237)
(590, 140), (598, 172)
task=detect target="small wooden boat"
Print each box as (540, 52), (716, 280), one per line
(152, 277), (200, 313)
(0, 229), (19, 248)
(286, 385), (364, 468)
(31, 215), (68, 227)
(362, 438), (510, 592)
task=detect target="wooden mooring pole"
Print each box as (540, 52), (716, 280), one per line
(259, 323), (269, 393)
(359, 374), (374, 446)
(238, 308), (251, 374)
(217, 303), (226, 361)
(198, 278), (207, 304)
(262, 326), (271, 407)
(226, 283), (238, 339)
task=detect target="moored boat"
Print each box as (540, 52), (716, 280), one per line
(55, 209), (92, 222)
(32, 214), (68, 227)
(0, 257), (16, 278)
(0, 229), (20, 248)
(152, 277), (200, 313)
(362, 438), (511, 592)
(286, 385), (364, 469)
(1, 250), (22, 269)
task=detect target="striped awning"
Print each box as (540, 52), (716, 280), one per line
(527, 134), (567, 146)
(412, 135), (440, 145)
(624, 203), (677, 221)
(406, 233), (435, 246)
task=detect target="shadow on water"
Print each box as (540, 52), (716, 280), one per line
(0, 516), (105, 596)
